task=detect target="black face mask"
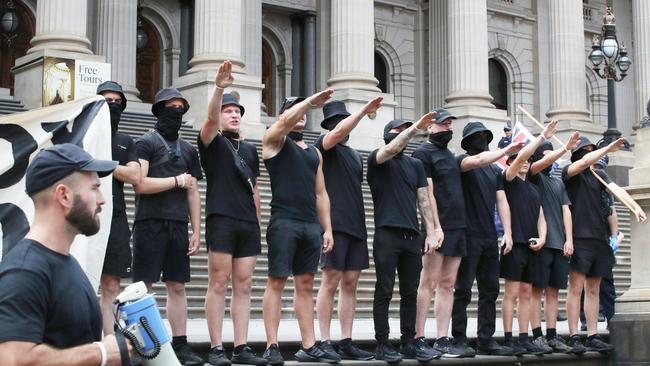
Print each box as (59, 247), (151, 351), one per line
(383, 132), (400, 145)
(571, 148), (589, 162)
(288, 131), (303, 141)
(465, 134), (488, 155)
(155, 107), (184, 140)
(222, 130), (240, 140)
(108, 103), (122, 134)
(429, 131), (453, 148)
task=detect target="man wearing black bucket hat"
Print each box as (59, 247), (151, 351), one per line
(198, 61), (266, 366)
(449, 121), (525, 357)
(368, 112), (441, 363)
(314, 97), (382, 361)
(0, 144), (135, 365)
(261, 89), (340, 364)
(95, 81), (143, 337)
(132, 88), (204, 365)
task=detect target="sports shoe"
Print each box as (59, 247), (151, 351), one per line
(476, 339), (513, 356)
(519, 339), (545, 356)
(566, 335), (588, 355)
(263, 344), (285, 365)
(208, 346), (232, 366)
(400, 337), (441, 362)
(503, 339), (526, 356)
(336, 339), (374, 360)
(452, 339), (476, 358)
(432, 337), (463, 358)
(294, 344), (340, 363)
(174, 343), (205, 366)
(585, 335), (614, 353)
(547, 336), (572, 353)
(317, 341), (342, 362)
(375, 342), (402, 364)
(232, 345), (267, 365)
(532, 336), (553, 354)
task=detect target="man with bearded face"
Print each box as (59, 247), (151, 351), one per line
(96, 81), (142, 336)
(0, 144), (138, 365)
(132, 88), (204, 365)
(412, 111), (523, 357)
(197, 61), (265, 366)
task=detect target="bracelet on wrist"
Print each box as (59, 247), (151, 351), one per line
(174, 176), (179, 188)
(94, 342), (107, 366)
(306, 98), (317, 108)
(215, 85), (224, 90)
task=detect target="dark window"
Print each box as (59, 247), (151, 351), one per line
(136, 17), (161, 104)
(489, 58), (508, 111)
(375, 52), (388, 93)
(262, 41), (273, 115)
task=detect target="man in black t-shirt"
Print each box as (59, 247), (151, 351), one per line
(0, 144), (131, 365)
(563, 136), (645, 353)
(96, 81), (142, 336)
(198, 61), (265, 366)
(368, 114), (441, 364)
(261, 89), (340, 364)
(132, 88), (204, 365)
(500, 121), (556, 356)
(314, 98), (382, 361)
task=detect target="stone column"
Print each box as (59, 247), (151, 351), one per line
(95, 0), (140, 101)
(28, 0), (92, 54)
(303, 12), (317, 129)
(291, 15), (303, 95)
(179, 0), (194, 75)
(545, 0), (591, 124)
(633, 0), (650, 126)
(429, 0), (448, 110)
(242, 0), (262, 79)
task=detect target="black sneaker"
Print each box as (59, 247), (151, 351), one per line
(294, 344), (340, 364)
(432, 337), (463, 358)
(317, 341), (342, 362)
(531, 336), (553, 354)
(208, 346), (232, 366)
(452, 338), (476, 358)
(547, 336), (572, 353)
(375, 342), (402, 364)
(476, 339), (513, 356)
(519, 339), (545, 356)
(174, 343), (205, 366)
(400, 337), (441, 362)
(585, 335), (614, 353)
(566, 335), (588, 355)
(336, 339), (374, 360)
(263, 344), (285, 365)
(232, 345), (267, 365)
(503, 339), (526, 357)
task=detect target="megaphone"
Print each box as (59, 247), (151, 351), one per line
(114, 282), (182, 366)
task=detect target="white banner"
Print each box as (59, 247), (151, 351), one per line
(0, 96), (113, 292)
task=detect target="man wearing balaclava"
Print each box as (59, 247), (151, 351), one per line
(95, 81), (142, 337)
(367, 113), (441, 363)
(449, 121), (525, 357)
(132, 88), (204, 365)
(412, 111), (524, 358)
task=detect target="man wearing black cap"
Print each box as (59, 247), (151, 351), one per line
(198, 61), (265, 366)
(563, 137), (645, 352)
(261, 89), (340, 364)
(449, 121), (525, 356)
(368, 112), (441, 363)
(314, 97), (382, 361)
(498, 126), (512, 149)
(132, 88), (204, 365)
(0, 144), (134, 365)
(96, 81), (142, 336)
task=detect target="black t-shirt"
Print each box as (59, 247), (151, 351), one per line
(530, 172), (571, 250)
(198, 133), (260, 223)
(0, 239), (102, 348)
(562, 166), (612, 240)
(459, 155), (503, 239)
(135, 131), (203, 222)
(264, 139), (320, 223)
(503, 174), (542, 244)
(315, 136), (366, 240)
(367, 150), (428, 232)
(111, 132), (139, 216)
(412, 142), (466, 230)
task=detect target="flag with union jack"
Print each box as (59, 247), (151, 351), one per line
(496, 118), (535, 169)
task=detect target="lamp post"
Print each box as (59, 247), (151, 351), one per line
(1, 1), (19, 47)
(588, 6), (632, 148)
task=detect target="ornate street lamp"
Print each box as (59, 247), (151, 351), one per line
(136, 1), (148, 50)
(1, 0), (19, 47)
(588, 6), (632, 148)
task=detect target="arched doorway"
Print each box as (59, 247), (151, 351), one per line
(374, 51), (389, 93)
(262, 40), (273, 116)
(0, 1), (35, 94)
(488, 58), (508, 111)
(136, 17), (161, 104)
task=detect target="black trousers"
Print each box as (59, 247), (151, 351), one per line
(451, 236), (500, 343)
(373, 227), (423, 344)
(599, 267), (615, 322)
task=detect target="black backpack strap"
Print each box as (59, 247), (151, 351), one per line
(114, 330), (132, 366)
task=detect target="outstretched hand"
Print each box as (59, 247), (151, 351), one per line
(542, 120), (558, 140)
(362, 96), (384, 116)
(415, 111), (437, 131)
(215, 60), (234, 89)
(306, 89), (335, 108)
(607, 138), (626, 153)
(503, 141), (526, 156)
(565, 131), (580, 152)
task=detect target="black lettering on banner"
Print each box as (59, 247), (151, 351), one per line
(41, 99), (106, 146)
(0, 203), (30, 258)
(0, 124), (38, 189)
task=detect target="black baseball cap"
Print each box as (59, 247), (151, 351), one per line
(504, 125), (512, 132)
(383, 119), (413, 136)
(279, 96), (306, 114)
(431, 108), (456, 124)
(25, 143), (117, 196)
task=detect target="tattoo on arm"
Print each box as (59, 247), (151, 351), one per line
(417, 186), (434, 233)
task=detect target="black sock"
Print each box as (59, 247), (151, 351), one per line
(172, 335), (187, 348)
(547, 328), (557, 339)
(505, 332), (513, 342)
(339, 338), (351, 346)
(234, 344), (246, 353)
(532, 327), (543, 339)
(518, 333), (529, 343)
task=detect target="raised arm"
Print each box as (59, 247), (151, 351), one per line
(505, 120), (558, 182)
(460, 140), (525, 172)
(199, 60), (234, 146)
(315, 151), (334, 253)
(564, 138), (625, 179)
(321, 96), (383, 150)
(605, 181), (647, 223)
(375, 111), (436, 165)
(530, 131), (579, 176)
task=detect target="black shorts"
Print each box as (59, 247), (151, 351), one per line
(266, 218), (322, 277)
(102, 215), (132, 278)
(570, 238), (614, 278)
(437, 229), (467, 257)
(320, 231), (369, 271)
(205, 214), (261, 258)
(533, 247), (569, 289)
(500, 242), (538, 283)
(132, 219), (191, 283)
